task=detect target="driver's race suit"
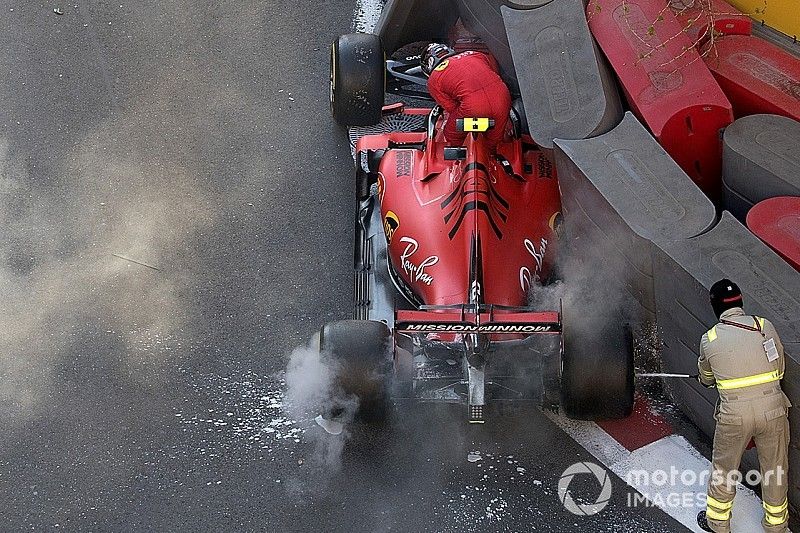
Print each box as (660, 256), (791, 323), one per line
(426, 50), (512, 148)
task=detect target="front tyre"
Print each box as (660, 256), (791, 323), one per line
(330, 33), (385, 127)
(320, 319), (392, 421)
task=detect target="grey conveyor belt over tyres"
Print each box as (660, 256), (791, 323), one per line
(502, 0), (622, 149)
(722, 113), (800, 221)
(554, 112), (716, 324)
(653, 212), (800, 497)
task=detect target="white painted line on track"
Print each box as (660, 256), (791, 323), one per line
(546, 411), (766, 532)
(353, 0), (383, 33)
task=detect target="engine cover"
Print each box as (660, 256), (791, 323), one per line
(377, 138), (561, 306)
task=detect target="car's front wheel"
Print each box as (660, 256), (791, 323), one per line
(330, 33), (385, 127)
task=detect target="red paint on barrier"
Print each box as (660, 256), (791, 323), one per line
(747, 196), (800, 271)
(588, 0), (733, 199)
(703, 35), (800, 121)
(671, 0), (750, 45)
(597, 393), (674, 451)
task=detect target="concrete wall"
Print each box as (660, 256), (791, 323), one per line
(554, 112), (716, 324)
(374, 0), (459, 54)
(557, 112), (800, 509)
(654, 212), (800, 504)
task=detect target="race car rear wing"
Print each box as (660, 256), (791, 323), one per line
(395, 304), (562, 335)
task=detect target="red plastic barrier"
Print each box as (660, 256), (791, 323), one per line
(747, 196), (800, 271)
(671, 0), (750, 45)
(588, 0), (733, 199)
(702, 35), (800, 121)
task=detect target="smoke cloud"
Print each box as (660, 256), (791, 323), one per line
(528, 214), (660, 374)
(284, 335), (360, 472)
(0, 123), (217, 424)
(0, 3), (269, 426)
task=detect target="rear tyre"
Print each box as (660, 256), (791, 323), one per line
(560, 310), (634, 420)
(330, 33), (385, 127)
(320, 320), (392, 421)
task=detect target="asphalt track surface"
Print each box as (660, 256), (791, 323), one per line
(0, 2), (687, 531)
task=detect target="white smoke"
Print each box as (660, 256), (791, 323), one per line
(284, 336), (360, 471)
(0, 128), (219, 425)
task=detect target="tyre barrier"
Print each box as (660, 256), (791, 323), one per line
(721, 114), (800, 220)
(703, 35), (800, 121)
(587, 0), (733, 199)
(554, 112), (716, 324)
(502, 0), (622, 149)
(747, 196), (800, 271)
(653, 211), (800, 491)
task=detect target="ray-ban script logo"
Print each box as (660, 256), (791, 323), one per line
(399, 237), (438, 286)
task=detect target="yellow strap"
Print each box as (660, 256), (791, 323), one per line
(706, 507), (732, 521)
(717, 370), (783, 390)
(707, 326), (717, 342)
(764, 499), (788, 514)
(707, 495), (734, 510)
(765, 510), (788, 525)
(756, 316), (765, 329)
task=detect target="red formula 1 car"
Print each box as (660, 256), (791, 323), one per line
(322, 33), (633, 423)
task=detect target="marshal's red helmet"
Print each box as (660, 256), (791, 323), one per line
(421, 42), (454, 76)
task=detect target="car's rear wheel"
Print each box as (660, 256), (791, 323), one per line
(320, 319), (392, 421)
(560, 309), (635, 420)
(330, 33), (385, 127)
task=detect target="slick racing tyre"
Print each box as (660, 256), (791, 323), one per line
(560, 310), (634, 420)
(330, 33), (385, 127)
(320, 320), (392, 421)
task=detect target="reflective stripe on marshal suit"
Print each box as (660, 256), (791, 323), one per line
(716, 370), (784, 390)
(764, 498), (789, 525)
(705, 316), (779, 390)
(707, 495), (733, 521)
(706, 317), (765, 343)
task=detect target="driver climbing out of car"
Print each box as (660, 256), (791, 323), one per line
(421, 43), (512, 149)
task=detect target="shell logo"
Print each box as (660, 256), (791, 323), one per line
(383, 211), (400, 243)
